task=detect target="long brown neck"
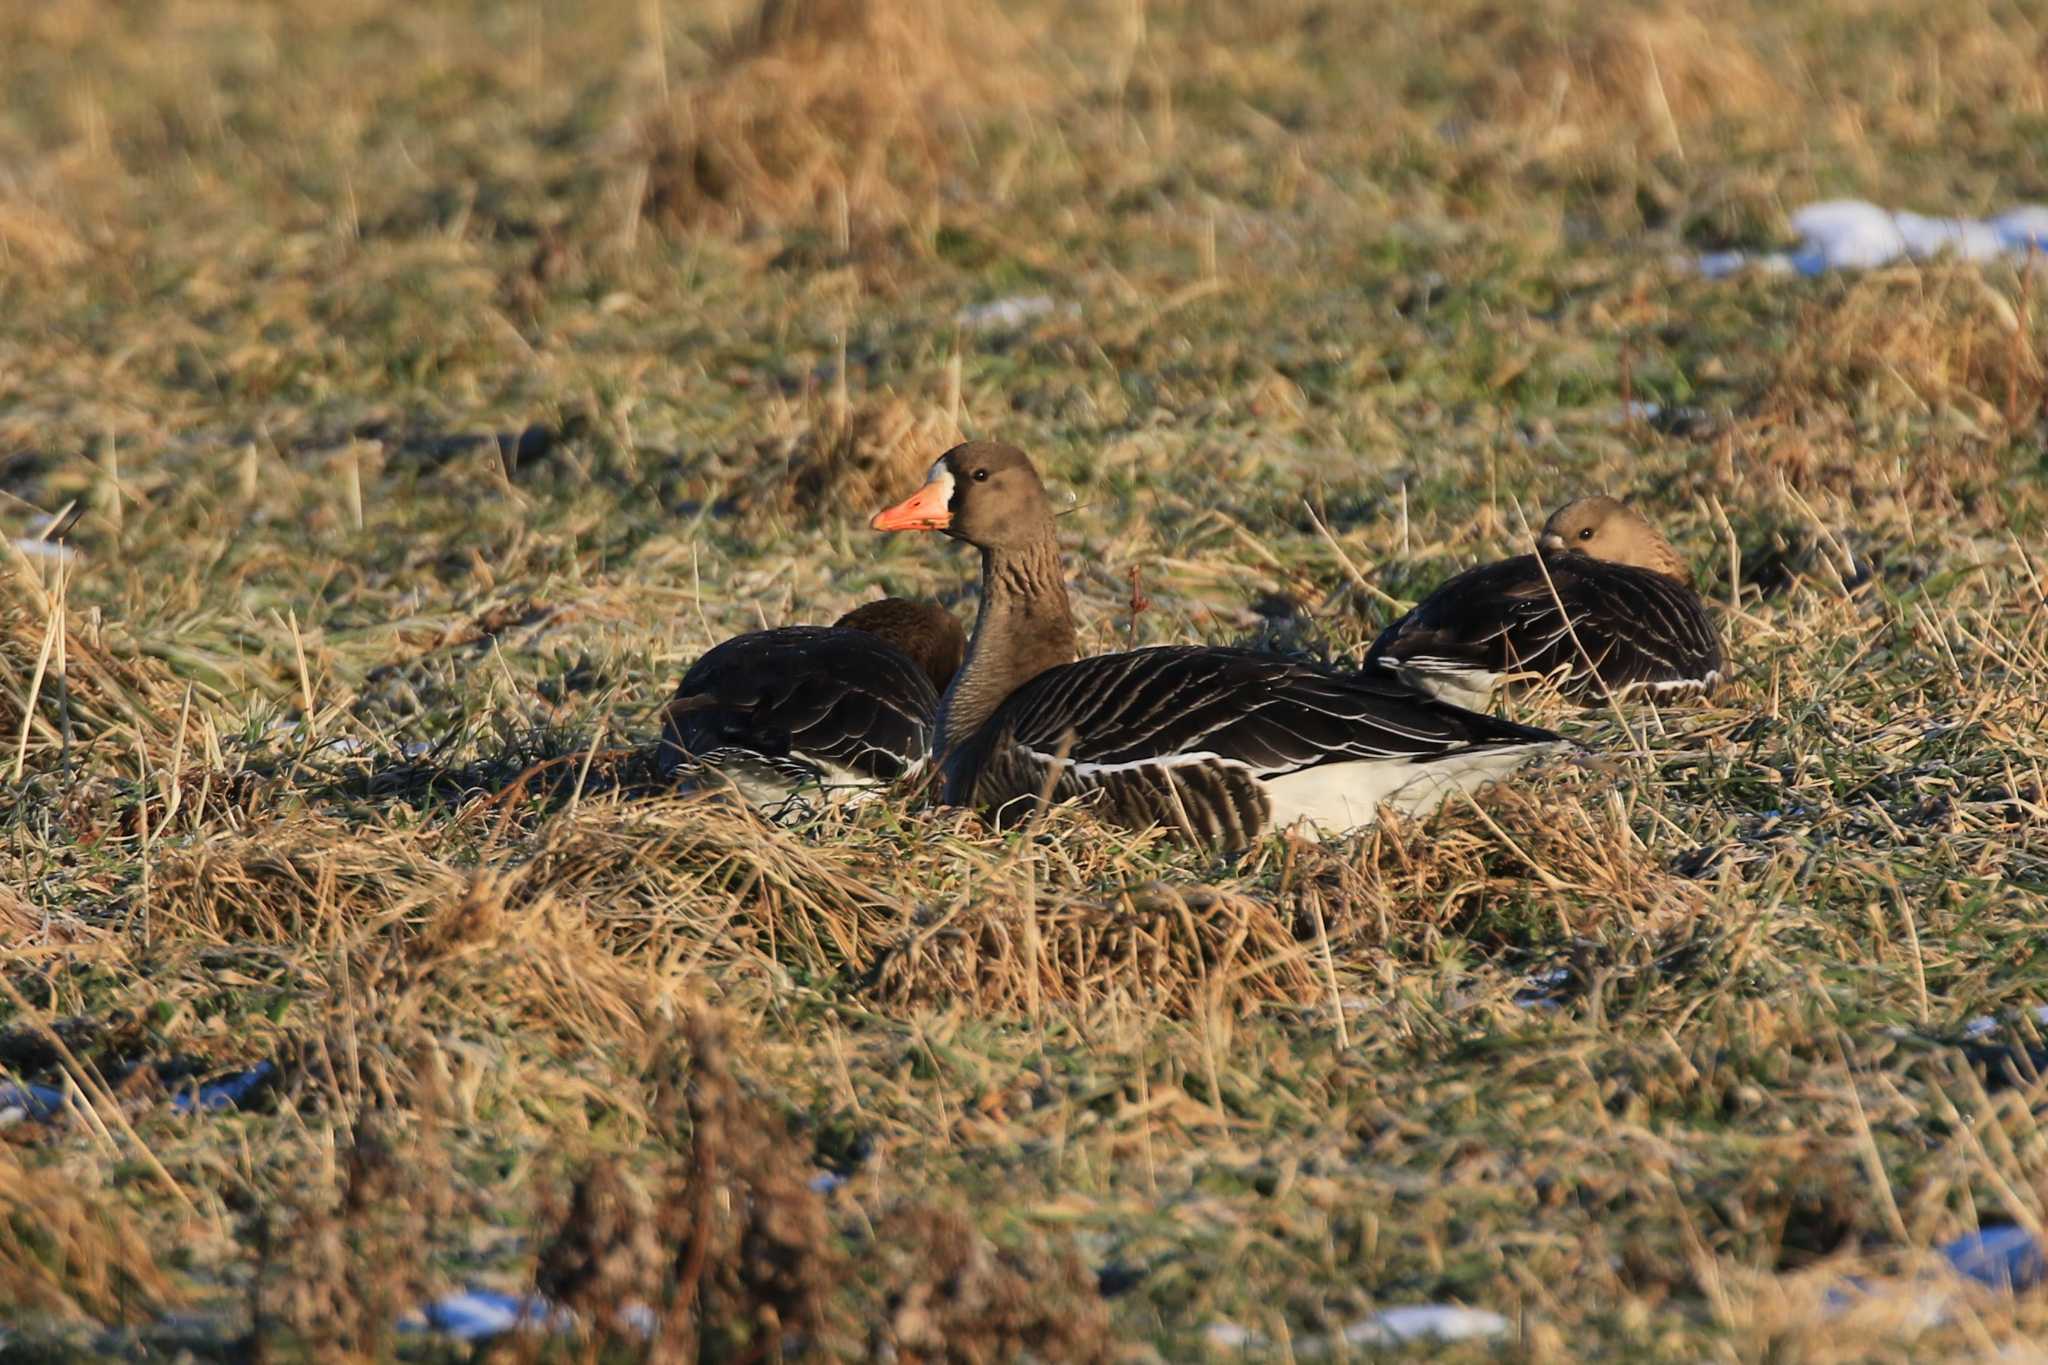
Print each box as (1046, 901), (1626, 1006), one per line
(937, 537), (1078, 754)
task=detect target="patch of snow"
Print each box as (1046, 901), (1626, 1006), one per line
(10, 539), (78, 566)
(399, 1289), (656, 1342)
(1343, 1305), (1512, 1346)
(1943, 1225), (2045, 1293)
(1825, 1225), (2045, 1330)
(1694, 200), (2048, 277)
(398, 1291), (565, 1340)
(1513, 967), (1572, 1009)
(955, 294), (1061, 331)
(1952, 1006), (2048, 1043)
(1205, 1304), (1510, 1355)
(0, 1081), (70, 1125)
(1205, 1321), (1257, 1349)
(1995, 207), (2048, 253)
(3, 1063), (273, 1126)
(170, 1062), (275, 1116)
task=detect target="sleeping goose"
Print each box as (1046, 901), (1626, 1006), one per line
(657, 597), (965, 811)
(869, 442), (1566, 849)
(1364, 496), (1725, 709)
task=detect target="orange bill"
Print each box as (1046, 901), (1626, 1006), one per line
(871, 477), (952, 532)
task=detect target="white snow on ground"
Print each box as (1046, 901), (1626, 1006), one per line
(1204, 1304), (1511, 1354)
(1695, 201), (2048, 278)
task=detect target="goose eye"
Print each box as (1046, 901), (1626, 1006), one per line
(972, 469), (989, 482)
(1578, 527), (1594, 540)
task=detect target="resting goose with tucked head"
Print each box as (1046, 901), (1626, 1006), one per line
(1365, 496), (1725, 709)
(657, 597), (965, 811)
(870, 442), (1566, 850)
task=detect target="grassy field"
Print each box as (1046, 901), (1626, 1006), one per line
(3, 0), (2048, 1357)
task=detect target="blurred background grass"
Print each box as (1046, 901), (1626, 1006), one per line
(3, 0), (2048, 1357)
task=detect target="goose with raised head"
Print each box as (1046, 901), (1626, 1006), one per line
(1364, 496), (1724, 709)
(657, 597), (965, 811)
(870, 442), (1567, 849)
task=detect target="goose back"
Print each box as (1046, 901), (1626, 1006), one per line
(659, 603), (961, 808)
(1366, 551), (1724, 706)
(949, 644), (1560, 848)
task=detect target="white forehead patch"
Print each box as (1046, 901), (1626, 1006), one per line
(925, 460), (957, 503)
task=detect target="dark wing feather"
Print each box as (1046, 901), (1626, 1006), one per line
(660, 626), (939, 782)
(1366, 553), (1723, 700)
(985, 646), (1555, 778)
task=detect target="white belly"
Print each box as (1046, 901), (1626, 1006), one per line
(1259, 742), (1560, 840)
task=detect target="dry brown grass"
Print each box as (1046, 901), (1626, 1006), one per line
(1715, 263), (2048, 519)
(869, 875), (1324, 1016)
(746, 391), (958, 521)
(259, 1116), (461, 1359)
(864, 1202), (1113, 1364)
(643, 1013), (843, 1358)
(1455, 1), (1788, 165)
(639, 0), (1045, 235)
(1771, 266), (2048, 431)
(529, 1014), (1112, 1358)
(154, 797), (1338, 1022)
(1299, 780), (1713, 951)
(6, 0), (2048, 1354)
(0, 558), (218, 779)
(0, 1146), (175, 1326)
(0, 200), (85, 272)
(151, 819), (464, 945)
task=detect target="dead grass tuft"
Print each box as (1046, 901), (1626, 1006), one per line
(1770, 267), (2048, 432)
(648, 1013), (843, 1358)
(533, 1158), (667, 1343)
(532, 1015), (1114, 1357)
(639, 0), (1043, 234)
(869, 875), (1323, 1016)
(151, 819), (463, 945)
(0, 1148), (175, 1326)
(1454, 1), (1786, 164)
(747, 391), (956, 520)
(866, 1202), (1114, 1364)
(261, 1116), (458, 1359)
(511, 798), (911, 973)
(0, 884), (107, 949)
(1303, 781), (1711, 951)
(0, 560), (217, 779)
(0, 200), (86, 272)
(536, 1014), (848, 1356)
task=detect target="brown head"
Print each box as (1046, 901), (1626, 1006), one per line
(833, 597), (966, 693)
(868, 442), (1058, 552)
(1538, 496), (1690, 582)
(871, 441), (1079, 755)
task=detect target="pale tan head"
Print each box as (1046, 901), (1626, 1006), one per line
(1538, 496), (1689, 582)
